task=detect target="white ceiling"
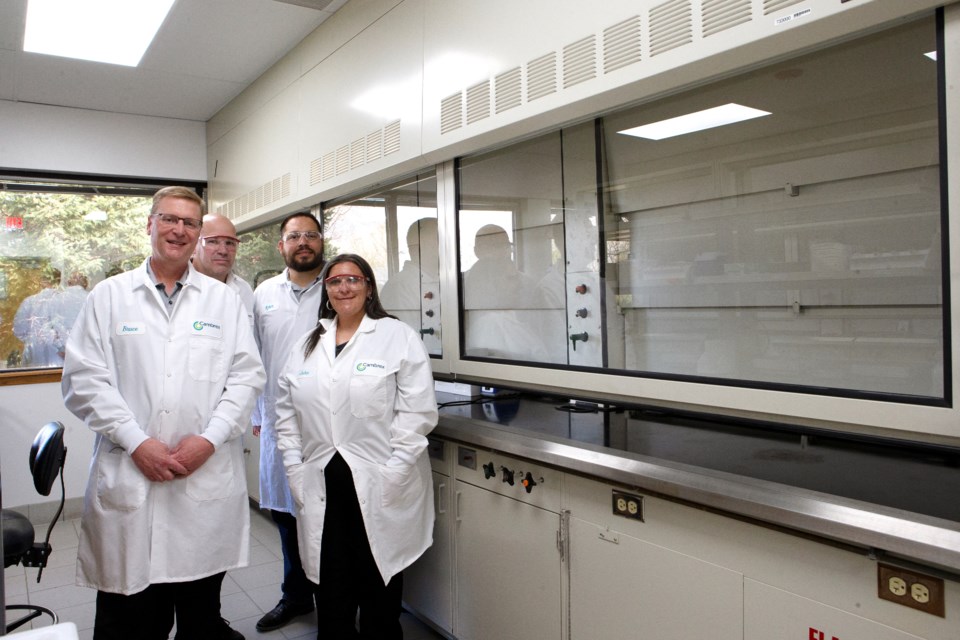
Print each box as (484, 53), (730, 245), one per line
(0, 0), (346, 122)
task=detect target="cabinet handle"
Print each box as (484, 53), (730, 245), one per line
(455, 491), (462, 522)
(437, 482), (447, 514)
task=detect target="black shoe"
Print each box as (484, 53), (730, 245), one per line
(256, 600), (314, 632)
(214, 617), (245, 640)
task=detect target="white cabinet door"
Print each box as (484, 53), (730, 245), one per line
(745, 580), (926, 640)
(455, 480), (563, 640)
(569, 518), (743, 640)
(403, 471), (454, 633)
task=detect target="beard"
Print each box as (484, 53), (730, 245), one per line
(286, 248), (323, 273)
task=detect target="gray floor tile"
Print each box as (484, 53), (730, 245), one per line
(6, 506), (446, 639)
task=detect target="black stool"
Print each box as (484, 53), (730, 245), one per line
(1, 422), (67, 634)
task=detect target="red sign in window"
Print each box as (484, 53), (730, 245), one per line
(5, 216), (23, 230)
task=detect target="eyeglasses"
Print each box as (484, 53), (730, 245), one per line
(282, 231), (322, 243)
(324, 275), (368, 290)
(153, 213), (203, 231)
(201, 236), (240, 251)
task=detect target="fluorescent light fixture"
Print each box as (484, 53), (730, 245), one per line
(618, 103), (772, 140)
(24, 0), (175, 67)
(924, 51), (937, 61)
(83, 210), (108, 222)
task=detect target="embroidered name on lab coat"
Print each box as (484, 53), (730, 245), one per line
(354, 360), (387, 374)
(190, 320), (223, 338)
(295, 368), (314, 378)
(116, 322), (145, 335)
(263, 302), (279, 313)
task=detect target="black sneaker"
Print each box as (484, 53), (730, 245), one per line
(256, 599), (315, 632)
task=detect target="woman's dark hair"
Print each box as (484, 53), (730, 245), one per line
(303, 253), (395, 358)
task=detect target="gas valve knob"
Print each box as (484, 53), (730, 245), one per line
(576, 307), (589, 318)
(521, 472), (539, 493)
(482, 462), (496, 479)
(425, 309), (435, 317)
(575, 283), (588, 295)
(501, 466), (515, 486)
(570, 332), (588, 351)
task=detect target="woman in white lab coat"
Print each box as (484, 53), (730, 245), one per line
(274, 253), (437, 639)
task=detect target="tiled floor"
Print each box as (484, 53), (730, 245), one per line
(5, 506), (447, 639)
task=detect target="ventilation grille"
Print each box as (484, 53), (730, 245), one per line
(563, 35), (597, 88)
(218, 173), (292, 219)
(383, 120), (401, 155)
(308, 120), (402, 186)
(438, 0), (778, 135)
(702, 0), (751, 37)
(440, 92), (463, 134)
(763, 0), (805, 14)
(495, 67), (522, 114)
(466, 80), (491, 124)
(604, 16), (642, 74)
(527, 52), (557, 102)
(366, 130), (383, 163)
(650, 0), (693, 57)
(350, 138), (365, 170)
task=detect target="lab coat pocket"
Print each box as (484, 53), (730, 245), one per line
(96, 447), (147, 511)
(188, 336), (225, 382)
(379, 464), (423, 509)
(185, 446), (236, 502)
(349, 374), (387, 418)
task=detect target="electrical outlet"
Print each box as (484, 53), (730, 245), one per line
(878, 563), (945, 617)
(611, 491), (643, 521)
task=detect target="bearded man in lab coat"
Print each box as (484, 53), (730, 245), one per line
(250, 211), (325, 632)
(62, 186), (265, 640)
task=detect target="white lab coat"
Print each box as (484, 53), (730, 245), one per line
(274, 314), (437, 585)
(252, 269), (324, 513)
(62, 260), (265, 595)
(225, 271), (255, 325)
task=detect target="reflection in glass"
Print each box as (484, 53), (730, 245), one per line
(323, 172), (441, 355)
(602, 16), (941, 397)
(458, 132), (580, 364)
(453, 15), (943, 399)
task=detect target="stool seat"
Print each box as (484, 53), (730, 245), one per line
(3, 509), (35, 568)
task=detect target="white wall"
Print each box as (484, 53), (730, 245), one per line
(206, 0), (943, 226)
(0, 382), (91, 512)
(0, 99), (206, 180)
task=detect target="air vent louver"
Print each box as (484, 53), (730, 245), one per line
(527, 52), (557, 101)
(563, 35), (597, 88)
(383, 120), (401, 155)
(466, 80), (491, 124)
(763, 0), (805, 14)
(702, 0), (751, 36)
(440, 92), (463, 134)
(650, 0), (693, 57)
(217, 172), (293, 218)
(604, 16), (642, 74)
(495, 67), (522, 114)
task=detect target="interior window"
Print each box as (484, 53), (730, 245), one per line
(0, 179), (159, 372)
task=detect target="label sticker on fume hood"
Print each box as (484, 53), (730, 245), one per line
(775, 7), (812, 26)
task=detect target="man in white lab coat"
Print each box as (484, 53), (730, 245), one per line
(251, 211), (325, 632)
(62, 186), (265, 640)
(192, 213), (255, 323)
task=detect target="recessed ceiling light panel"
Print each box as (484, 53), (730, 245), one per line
(618, 103), (772, 140)
(24, 0), (175, 67)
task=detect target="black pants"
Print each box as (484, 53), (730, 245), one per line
(316, 452), (403, 640)
(93, 571), (224, 640)
(270, 508), (314, 607)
